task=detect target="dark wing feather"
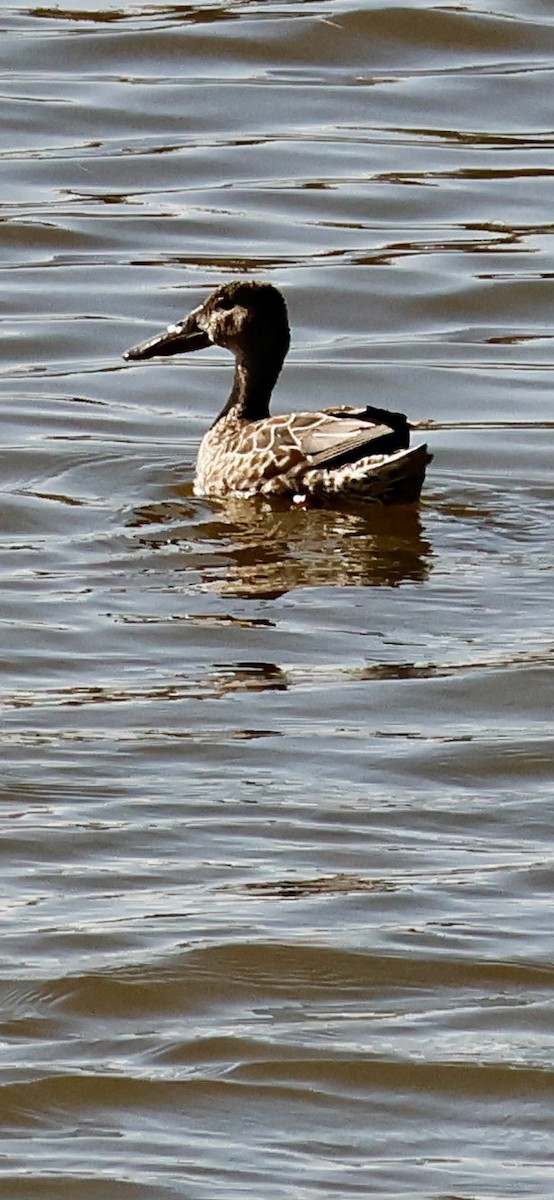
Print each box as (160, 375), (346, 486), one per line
(297, 405), (410, 470)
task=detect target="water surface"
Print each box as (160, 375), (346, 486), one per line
(1, 2), (554, 1197)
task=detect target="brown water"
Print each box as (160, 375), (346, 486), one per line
(2, 2), (554, 1197)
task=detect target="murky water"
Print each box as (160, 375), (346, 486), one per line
(2, 2), (554, 1197)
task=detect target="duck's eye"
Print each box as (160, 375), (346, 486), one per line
(215, 295), (234, 311)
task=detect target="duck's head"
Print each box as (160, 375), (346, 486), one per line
(124, 280), (290, 366)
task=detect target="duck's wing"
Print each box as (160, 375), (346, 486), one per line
(277, 404), (410, 470)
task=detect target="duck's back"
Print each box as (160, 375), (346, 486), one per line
(194, 403), (425, 502)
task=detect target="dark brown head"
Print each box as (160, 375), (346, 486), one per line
(124, 280), (291, 369)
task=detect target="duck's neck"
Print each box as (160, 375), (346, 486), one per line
(215, 351), (285, 424)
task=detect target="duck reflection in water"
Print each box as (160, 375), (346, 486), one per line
(130, 493), (432, 599)
(124, 280), (431, 508)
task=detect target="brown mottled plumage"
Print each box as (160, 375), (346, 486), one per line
(124, 280), (430, 505)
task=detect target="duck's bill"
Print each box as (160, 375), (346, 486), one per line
(123, 312), (210, 361)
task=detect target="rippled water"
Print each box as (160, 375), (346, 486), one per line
(2, 2), (554, 1197)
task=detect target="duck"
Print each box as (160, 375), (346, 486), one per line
(123, 280), (431, 505)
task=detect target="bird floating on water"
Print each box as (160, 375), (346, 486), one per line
(124, 280), (431, 506)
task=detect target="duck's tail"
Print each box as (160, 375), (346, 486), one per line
(308, 443), (431, 505)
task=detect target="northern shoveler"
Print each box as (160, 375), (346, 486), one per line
(124, 280), (430, 505)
